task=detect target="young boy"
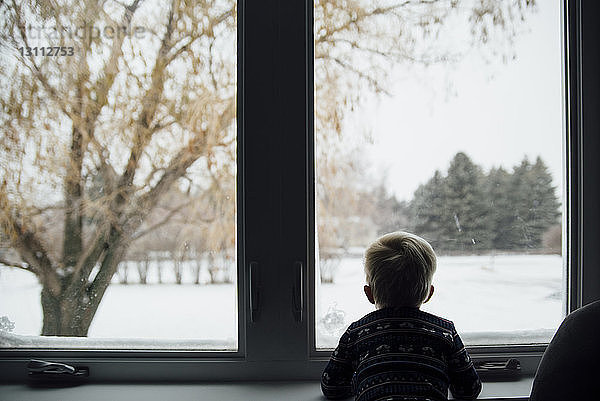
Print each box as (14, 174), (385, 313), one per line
(321, 232), (481, 401)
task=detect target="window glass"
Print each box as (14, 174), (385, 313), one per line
(0, 0), (237, 349)
(315, 0), (565, 348)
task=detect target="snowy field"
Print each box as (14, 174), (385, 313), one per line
(0, 263), (238, 349)
(317, 254), (564, 348)
(0, 254), (564, 349)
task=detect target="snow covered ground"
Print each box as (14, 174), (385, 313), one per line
(0, 265), (238, 348)
(317, 254), (564, 347)
(0, 254), (564, 349)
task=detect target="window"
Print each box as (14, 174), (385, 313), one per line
(314, 0), (566, 348)
(0, 0), (238, 350)
(0, 0), (599, 384)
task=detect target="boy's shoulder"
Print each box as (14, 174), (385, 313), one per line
(347, 307), (456, 333)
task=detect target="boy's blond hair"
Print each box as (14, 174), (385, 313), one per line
(364, 231), (437, 307)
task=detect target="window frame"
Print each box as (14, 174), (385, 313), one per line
(307, 0), (587, 377)
(0, 0), (598, 383)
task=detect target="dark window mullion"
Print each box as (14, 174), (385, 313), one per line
(243, 0), (281, 362)
(242, 0), (310, 362)
(578, 0), (600, 306)
(274, 0), (311, 361)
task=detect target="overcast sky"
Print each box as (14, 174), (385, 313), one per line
(345, 1), (564, 202)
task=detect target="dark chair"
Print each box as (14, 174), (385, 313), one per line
(530, 300), (600, 401)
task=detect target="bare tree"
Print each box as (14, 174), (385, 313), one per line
(0, 0), (236, 336)
(138, 255), (149, 285)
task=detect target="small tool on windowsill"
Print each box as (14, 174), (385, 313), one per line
(474, 358), (521, 381)
(27, 359), (89, 385)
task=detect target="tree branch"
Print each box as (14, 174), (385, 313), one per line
(329, 56), (391, 95)
(123, 98), (235, 237)
(89, 0), (145, 127)
(319, 37), (457, 65)
(9, 0), (77, 123)
(65, 224), (110, 296)
(316, 0), (441, 45)
(29, 205), (65, 217)
(165, 35), (196, 64)
(0, 181), (55, 283)
(164, 8), (234, 66)
(113, 0), (177, 207)
(0, 257), (36, 274)
(86, 226), (125, 306)
(130, 200), (194, 241)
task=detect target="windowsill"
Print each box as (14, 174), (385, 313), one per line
(0, 378), (533, 400)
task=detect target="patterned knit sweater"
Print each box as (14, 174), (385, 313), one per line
(321, 307), (481, 401)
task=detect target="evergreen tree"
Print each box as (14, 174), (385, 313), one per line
(486, 167), (514, 249)
(442, 152), (491, 251)
(524, 157), (561, 247)
(408, 153), (560, 253)
(508, 158), (533, 248)
(507, 157), (561, 249)
(410, 170), (447, 250)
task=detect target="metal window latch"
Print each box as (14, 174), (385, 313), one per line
(474, 358), (521, 381)
(249, 262), (260, 323)
(292, 261), (304, 323)
(28, 359), (89, 380)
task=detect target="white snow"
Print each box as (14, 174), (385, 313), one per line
(317, 254), (564, 348)
(0, 254), (564, 349)
(0, 266), (237, 349)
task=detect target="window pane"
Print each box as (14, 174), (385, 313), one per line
(0, 0), (237, 349)
(314, 0), (565, 348)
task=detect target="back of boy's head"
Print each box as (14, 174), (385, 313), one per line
(364, 231), (437, 308)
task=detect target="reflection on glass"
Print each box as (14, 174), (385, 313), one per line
(314, 0), (564, 348)
(0, 0), (237, 349)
